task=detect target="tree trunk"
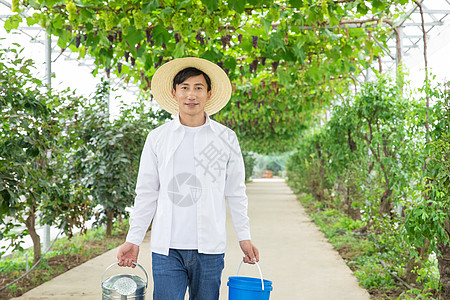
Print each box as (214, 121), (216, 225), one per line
(25, 207), (41, 265)
(404, 252), (420, 284)
(438, 242), (450, 299)
(346, 185), (361, 220)
(405, 240), (429, 284)
(106, 208), (114, 236)
(380, 188), (393, 215)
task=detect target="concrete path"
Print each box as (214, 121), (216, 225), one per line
(12, 179), (370, 300)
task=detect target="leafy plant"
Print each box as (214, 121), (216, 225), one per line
(0, 44), (88, 263)
(0, 43), (169, 264)
(287, 74), (447, 297)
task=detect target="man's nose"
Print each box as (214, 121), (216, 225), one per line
(187, 90), (196, 98)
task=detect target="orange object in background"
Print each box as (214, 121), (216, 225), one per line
(262, 170), (273, 178)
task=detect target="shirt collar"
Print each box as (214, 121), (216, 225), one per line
(171, 112), (217, 133)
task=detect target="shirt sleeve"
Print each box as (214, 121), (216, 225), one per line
(224, 131), (252, 242)
(126, 132), (160, 246)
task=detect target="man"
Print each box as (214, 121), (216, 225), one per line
(117, 57), (258, 299)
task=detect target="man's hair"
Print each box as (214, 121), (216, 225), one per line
(173, 67), (212, 91)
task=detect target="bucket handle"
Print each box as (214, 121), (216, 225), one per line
(236, 261), (265, 291)
(101, 262), (148, 287)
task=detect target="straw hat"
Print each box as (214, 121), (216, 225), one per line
(151, 57), (232, 116)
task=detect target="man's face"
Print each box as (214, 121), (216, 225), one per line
(172, 74), (211, 118)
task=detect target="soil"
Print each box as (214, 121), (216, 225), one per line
(297, 195), (423, 299)
(0, 233), (125, 300)
(335, 243), (440, 299)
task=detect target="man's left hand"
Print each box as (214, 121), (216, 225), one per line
(239, 240), (259, 264)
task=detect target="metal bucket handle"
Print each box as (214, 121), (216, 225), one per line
(102, 262), (148, 287)
(236, 261), (265, 291)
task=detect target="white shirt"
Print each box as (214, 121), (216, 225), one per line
(169, 124), (203, 249)
(126, 113), (251, 255)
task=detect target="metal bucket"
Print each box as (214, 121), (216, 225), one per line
(101, 262), (148, 300)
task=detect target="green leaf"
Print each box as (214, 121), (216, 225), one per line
(293, 44), (306, 63)
(1, 190), (11, 203)
(282, 48), (296, 62)
(45, 0), (59, 6)
(80, 9), (94, 21)
(268, 34), (285, 51)
(26, 15), (40, 26)
(224, 56), (236, 71)
(20, 66), (30, 74)
(152, 24), (171, 46)
(329, 14), (339, 27)
(202, 0), (219, 13)
(239, 38), (252, 52)
(124, 26), (144, 48)
(85, 22), (94, 31)
(4, 15), (22, 33)
(228, 0), (245, 14)
(261, 18), (272, 35)
(176, 0), (192, 10)
(52, 13), (64, 30)
(289, 0), (303, 8)
(143, 0), (159, 13)
(342, 44), (352, 56)
(200, 48), (223, 61)
(371, 0), (384, 10)
(173, 41), (186, 58)
(357, 3), (369, 15)
(161, 7), (175, 15)
(277, 69), (290, 86)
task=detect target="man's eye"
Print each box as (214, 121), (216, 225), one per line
(181, 86), (187, 89)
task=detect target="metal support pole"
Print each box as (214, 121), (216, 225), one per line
(43, 226), (51, 252)
(395, 26), (404, 92)
(107, 79), (111, 117)
(43, 33), (51, 252)
(45, 34), (52, 88)
(395, 27), (404, 74)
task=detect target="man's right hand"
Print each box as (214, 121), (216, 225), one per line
(117, 242), (139, 268)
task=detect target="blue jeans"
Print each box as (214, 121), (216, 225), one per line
(152, 249), (225, 300)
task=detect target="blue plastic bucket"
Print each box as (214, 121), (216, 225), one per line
(227, 262), (273, 300)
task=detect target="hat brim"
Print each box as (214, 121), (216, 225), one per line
(151, 57), (232, 116)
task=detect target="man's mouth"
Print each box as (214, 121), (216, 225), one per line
(185, 103), (199, 107)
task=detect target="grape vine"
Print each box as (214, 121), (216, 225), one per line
(5, 0), (413, 154)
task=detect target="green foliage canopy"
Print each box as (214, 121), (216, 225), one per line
(7, 0), (411, 153)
